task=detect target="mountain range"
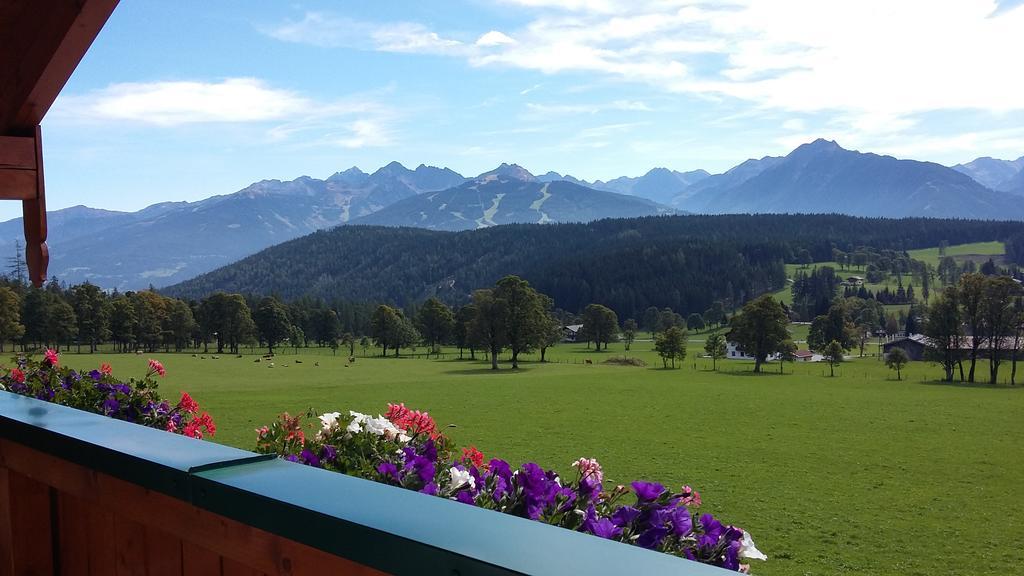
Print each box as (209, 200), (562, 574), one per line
(2, 139), (1023, 291)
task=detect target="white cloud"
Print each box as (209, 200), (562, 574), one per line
(58, 78), (306, 126)
(265, 12), (465, 55)
(53, 78), (398, 149)
(476, 30), (517, 46)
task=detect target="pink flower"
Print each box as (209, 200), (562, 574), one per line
(100, 363), (112, 376)
(680, 485), (702, 508)
(256, 426), (269, 437)
(10, 368), (25, 384)
(147, 359), (166, 377)
(571, 457), (604, 485)
(44, 349), (59, 366)
(462, 446), (485, 468)
(165, 420), (177, 433)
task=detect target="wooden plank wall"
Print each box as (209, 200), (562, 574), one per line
(0, 440), (389, 576)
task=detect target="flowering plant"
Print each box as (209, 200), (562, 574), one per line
(0, 351), (215, 439)
(255, 403), (765, 572)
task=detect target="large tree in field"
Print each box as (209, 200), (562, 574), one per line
(823, 340), (845, 377)
(958, 273), (986, 382)
(254, 296), (292, 355)
(494, 276), (547, 369)
(886, 347), (909, 381)
(923, 286), (964, 382)
(808, 301), (855, 352)
(704, 333), (727, 371)
(416, 297), (454, 356)
(981, 276), (1023, 384)
(0, 286), (24, 353)
(581, 303), (619, 351)
(469, 289), (508, 370)
(370, 305), (401, 357)
(453, 304), (477, 359)
(538, 312), (562, 363)
(198, 292), (255, 354)
(728, 295), (789, 373)
(654, 325), (687, 368)
(165, 298), (196, 352)
(108, 296), (136, 353)
(70, 282), (110, 353)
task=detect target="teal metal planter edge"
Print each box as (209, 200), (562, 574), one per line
(0, 391), (731, 576)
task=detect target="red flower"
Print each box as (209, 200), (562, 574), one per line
(10, 368), (25, 384)
(100, 363), (112, 376)
(461, 445), (485, 468)
(178, 392), (199, 414)
(166, 420), (177, 433)
(147, 359), (166, 377)
(183, 412), (216, 439)
(44, 349), (59, 367)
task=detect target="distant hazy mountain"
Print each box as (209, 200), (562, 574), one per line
(669, 157), (783, 206)
(682, 139), (1024, 219)
(0, 162), (466, 290)
(352, 165), (674, 231)
(590, 168), (710, 204)
(952, 156), (1024, 191)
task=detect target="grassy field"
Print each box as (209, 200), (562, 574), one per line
(61, 341), (1024, 576)
(907, 241), (1006, 268)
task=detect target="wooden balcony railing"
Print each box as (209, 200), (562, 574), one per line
(0, 391), (729, 575)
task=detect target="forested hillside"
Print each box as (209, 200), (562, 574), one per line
(162, 214), (1024, 320)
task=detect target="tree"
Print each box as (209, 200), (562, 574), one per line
(728, 295), (789, 373)
(981, 276), (1022, 384)
(0, 286), (24, 352)
(642, 306), (660, 335)
(254, 297), (292, 355)
(198, 292), (254, 354)
(70, 282), (109, 353)
(654, 326), (687, 368)
(886, 347), (909, 380)
(108, 296), (136, 353)
(453, 304), (476, 360)
(581, 304), (619, 351)
(538, 313), (563, 362)
(808, 301), (856, 352)
(958, 273), (986, 382)
(923, 286), (964, 382)
(393, 315), (420, 357)
(621, 318), (638, 351)
(823, 340), (845, 377)
(494, 276), (547, 369)
(370, 305), (401, 357)
(47, 298), (77, 351)
(469, 289), (508, 370)
(686, 312), (705, 332)
(704, 333), (727, 371)
(165, 298), (196, 352)
(416, 297), (454, 356)
(777, 339), (798, 374)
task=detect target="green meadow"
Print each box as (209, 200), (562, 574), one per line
(66, 340), (1024, 576)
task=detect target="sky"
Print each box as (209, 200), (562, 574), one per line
(18, 0), (1024, 220)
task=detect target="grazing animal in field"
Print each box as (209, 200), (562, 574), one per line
(236, 354), (243, 358)
(314, 362), (320, 367)
(268, 362), (275, 368)
(348, 356), (356, 363)
(191, 354), (197, 358)
(200, 356), (206, 359)
(254, 358), (261, 363)
(295, 360), (302, 364)
(584, 359), (593, 365)
(212, 356), (220, 360)
(135, 350), (143, 355)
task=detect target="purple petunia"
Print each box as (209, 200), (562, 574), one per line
(590, 518), (623, 540)
(632, 481), (665, 502)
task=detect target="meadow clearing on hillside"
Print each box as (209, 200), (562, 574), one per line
(59, 340), (1024, 576)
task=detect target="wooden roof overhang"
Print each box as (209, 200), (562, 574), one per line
(0, 0), (120, 286)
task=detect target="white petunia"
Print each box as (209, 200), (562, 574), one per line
(739, 531), (767, 561)
(318, 411), (342, 431)
(447, 466), (476, 493)
(346, 420), (362, 434)
(364, 415), (401, 437)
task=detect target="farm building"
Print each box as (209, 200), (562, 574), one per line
(882, 334), (930, 360)
(562, 324), (583, 342)
(726, 341), (780, 361)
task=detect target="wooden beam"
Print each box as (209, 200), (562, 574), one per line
(0, 170), (36, 200)
(23, 126), (47, 286)
(0, 0), (121, 133)
(0, 136), (35, 170)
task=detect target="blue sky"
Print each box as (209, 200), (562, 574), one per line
(19, 0), (1024, 220)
